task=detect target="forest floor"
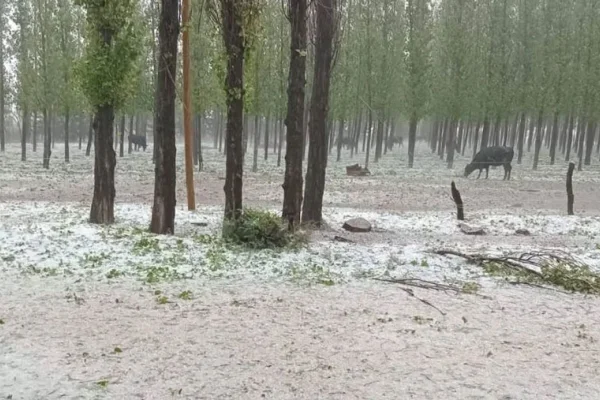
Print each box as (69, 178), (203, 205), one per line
(1, 141), (600, 399)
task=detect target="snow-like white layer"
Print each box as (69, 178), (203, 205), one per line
(1, 201), (599, 289)
(2, 202), (600, 399)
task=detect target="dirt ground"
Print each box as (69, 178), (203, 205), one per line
(2, 141), (600, 399)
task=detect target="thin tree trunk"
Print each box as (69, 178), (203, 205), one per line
(447, 119), (457, 169)
(336, 118), (344, 162)
(584, 119), (596, 166)
(32, 112), (37, 152)
(252, 115), (260, 172)
(517, 112), (526, 164)
(264, 114), (270, 161)
(408, 113), (417, 168)
(480, 115), (490, 150)
(565, 114), (574, 162)
(21, 107), (30, 161)
(277, 117), (284, 168)
(128, 115), (134, 154)
(549, 111), (559, 165)
(150, 0), (179, 234)
(64, 108), (70, 163)
(119, 115), (125, 157)
(42, 109), (52, 169)
(532, 109), (544, 170)
(364, 110), (373, 169)
(86, 115), (93, 156)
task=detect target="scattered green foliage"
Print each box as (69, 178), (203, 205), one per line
(461, 281), (480, 294)
(106, 269), (122, 279)
(95, 380), (109, 388)
(113, 347), (122, 354)
(156, 295), (169, 305)
(178, 290), (193, 300)
(133, 237), (160, 255)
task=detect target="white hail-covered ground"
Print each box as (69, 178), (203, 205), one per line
(1, 141), (600, 399)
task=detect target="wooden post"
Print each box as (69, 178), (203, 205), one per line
(567, 162), (575, 215)
(182, 0), (196, 210)
(451, 181), (465, 220)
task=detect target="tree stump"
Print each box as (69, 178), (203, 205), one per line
(451, 181), (464, 221)
(567, 162), (575, 215)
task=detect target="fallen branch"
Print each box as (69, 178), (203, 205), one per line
(373, 277), (449, 315)
(434, 249), (600, 295)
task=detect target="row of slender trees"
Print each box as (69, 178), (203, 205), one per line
(3, 0), (600, 172)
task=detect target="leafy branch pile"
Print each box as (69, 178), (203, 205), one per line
(435, 249), (600, 295)
(222, 208), (307, 249)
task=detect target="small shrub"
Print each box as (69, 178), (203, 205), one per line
(222, 208), (303, 249)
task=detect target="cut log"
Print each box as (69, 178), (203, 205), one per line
(343, 217), (372, 233)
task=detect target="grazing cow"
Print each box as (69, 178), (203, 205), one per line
(128, 134), (147, 151)
(464, 146), (514, 180)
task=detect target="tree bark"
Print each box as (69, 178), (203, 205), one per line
(576, 117), (585, 171)
(119, 115), (125, 157)
(532, 109), (544, 170)
(85, 114), (93, 156)
(584, 120), (596, 166)
(64, 108), (70, 163)
(408, 113), (417, 168)
(282, 0), (307, 228)
(302, 0), (336, 225)
(480, 115), (490, 151)
(42, 109), (52, 169)
(195, 114), (203, 171)
(517, 112), (526, 164)
(21, 108), (30, 161)
(277, 118), (284, 167)
(336, 119), (344, 162)
(566, 162), (575, 216)
(221, 0), (245, 221)
(252, 115), (260, 172)
(565, 114), (574, 162)
(549, 111), (559, 165)
(447, 119), (456, 169)
(150, 0), (179, 234)
(264, 114), (270, 161)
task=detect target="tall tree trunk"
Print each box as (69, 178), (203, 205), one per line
(263, 114), (270, 161)
(447, 119), (457, 169)
(584, 119), (596, 166)
(408, 113), (417, 168)
(472, 120), (480, 159)
(282, 0), (307, 227)
(252, 115), (260, 173)
(21, 108), (30, 161)
(336, 119), (344, 162)
(577, 117), (585, 171)
(565, 114), (574, 162)
(221, 0), (245, 221)
(277, 118), (284, 168)
(364, 111), (373, 168)
(527, 116), (535, 152)
(517, 112), (526, 164)
(127, 115), (133, 153)
(549, 111), (559, 165)
(150, 0), (179, 234)
(78, 114), (83, 150)
(42, 109), (52, 169)
(195, 114), (203, 171)
(119, 115), (125, 157)
(32, 112), (38, 152)
(374, 118), (384, 162)
(480, 115), (490, 150)
(85, 114), (93, 156)
(302, 0), (336, 225)
(532, 109), (544, 170)
(64, 108), (70, 163)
